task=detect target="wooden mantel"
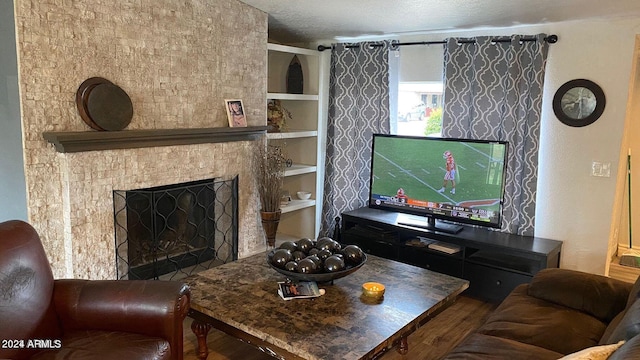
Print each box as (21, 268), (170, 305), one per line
(42, 126), (268, 153)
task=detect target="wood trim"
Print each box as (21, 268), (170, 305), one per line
(42, 126), (267, 153)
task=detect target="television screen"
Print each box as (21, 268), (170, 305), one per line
(368, 134), (508, 233)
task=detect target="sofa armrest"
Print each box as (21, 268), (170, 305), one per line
(53, 279), (190, 359)
(528, 268), (632, 322)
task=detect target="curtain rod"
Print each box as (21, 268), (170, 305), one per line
(317, 34), (558, 52)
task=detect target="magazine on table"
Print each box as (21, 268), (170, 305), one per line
(277, 281), (325, 300)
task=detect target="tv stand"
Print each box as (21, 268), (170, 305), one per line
(397, 217), (463, 234)
(341, 207), (563, 302)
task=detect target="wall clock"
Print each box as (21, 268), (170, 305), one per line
(553, 79), (606, 127)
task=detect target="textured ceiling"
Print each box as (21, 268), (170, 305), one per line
(238, 0), (640, 43)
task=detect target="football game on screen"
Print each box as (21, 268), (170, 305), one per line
(369, 136), (506, 223)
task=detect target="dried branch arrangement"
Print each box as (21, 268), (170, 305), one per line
(256, 143), (287, 212)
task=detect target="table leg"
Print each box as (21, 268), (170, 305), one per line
(191, 320), (213, 360)
(397, 336), (409, 355)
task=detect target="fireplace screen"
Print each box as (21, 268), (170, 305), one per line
(113, 177), (238, 280)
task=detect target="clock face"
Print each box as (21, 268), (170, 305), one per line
(553, 79), (606, 127)
(560, 87), (597, 120)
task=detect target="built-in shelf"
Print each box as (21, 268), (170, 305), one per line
(42, 126), (267, 153)
(267, 42), (323, 240)
(285, 164), (317, 177)
(281, 199), (316, 213)
(267, 93), (319, 101)
(267, 130), (318, 140)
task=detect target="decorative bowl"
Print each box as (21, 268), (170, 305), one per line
(267, 251), (366, 283)
(296, 191), (312, 200)
(362, 282), (385, 299)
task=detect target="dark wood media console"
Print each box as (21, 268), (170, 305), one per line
(341, 207), (563, 302)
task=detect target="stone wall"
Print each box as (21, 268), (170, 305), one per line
(14, 0), (268, 279)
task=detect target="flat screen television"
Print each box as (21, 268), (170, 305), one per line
(368, 134), (508, 234)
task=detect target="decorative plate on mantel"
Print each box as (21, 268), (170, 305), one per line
(76, 77), (133, 131)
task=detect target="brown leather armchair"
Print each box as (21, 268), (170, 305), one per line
(0, 220), (191, 360)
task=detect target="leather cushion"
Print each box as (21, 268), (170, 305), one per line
(0, 220), (62, 360)
(609, 334), (640, 360)
(600, 310), (626, 345)
(444, 333), (562, 360)
(29, 330), (171, 360)
(626, 274), (640, 308)
(477, 285), (607, 355)
(602, 298), (640, 344)
(528, 268), (631, 323)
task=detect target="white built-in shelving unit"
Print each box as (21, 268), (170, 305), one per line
(267, 43), (325, 241)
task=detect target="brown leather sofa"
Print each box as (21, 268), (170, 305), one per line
(445, 267), (640, 359)
(0, 220), (191, 360)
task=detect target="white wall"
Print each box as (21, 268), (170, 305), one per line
(318, 17), (640, 275)
(0, 0), (27, 222)
(535, 19), (639, 274)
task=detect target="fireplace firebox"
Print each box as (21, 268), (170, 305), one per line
(113, 177), (238, 280)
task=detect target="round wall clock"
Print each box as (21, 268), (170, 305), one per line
(553, 79), (606, 127)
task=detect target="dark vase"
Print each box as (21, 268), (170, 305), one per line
(261, 210), (281, 248)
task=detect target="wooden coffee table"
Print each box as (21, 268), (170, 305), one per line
(185, 252), (469, 360)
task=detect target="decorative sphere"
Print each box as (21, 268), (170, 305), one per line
(296, 238), (315, 253)
(316, 237), (333, 250)
(278, 241), (298, 252)
(308, 247), (320, 256)
(292, 250), (306, 262)
(332, 241), (342, 252)
(284, 261), (298, 272)
(317, 237), (341, 252)
(342, 245), (364, 265)
(270, 249), (293, 269)
(324, 255), (346, 272)
(317, 249), (333, 261)
(306, 254), (322, 268)
(296, 258), (319, 273)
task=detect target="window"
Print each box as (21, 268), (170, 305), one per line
(397, 81), (443, 137)
(389, 44), (445, 137)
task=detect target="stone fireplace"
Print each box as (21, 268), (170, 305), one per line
(13, 0), (269, 279)
(31, 140), (266, 280)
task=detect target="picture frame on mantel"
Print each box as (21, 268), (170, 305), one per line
(225, 99), (247, 127)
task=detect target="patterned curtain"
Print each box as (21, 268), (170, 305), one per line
(442, 35), (549, 236)
(320, 41), (391, 237)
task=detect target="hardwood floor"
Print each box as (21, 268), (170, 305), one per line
(182, 295), (496, 360)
